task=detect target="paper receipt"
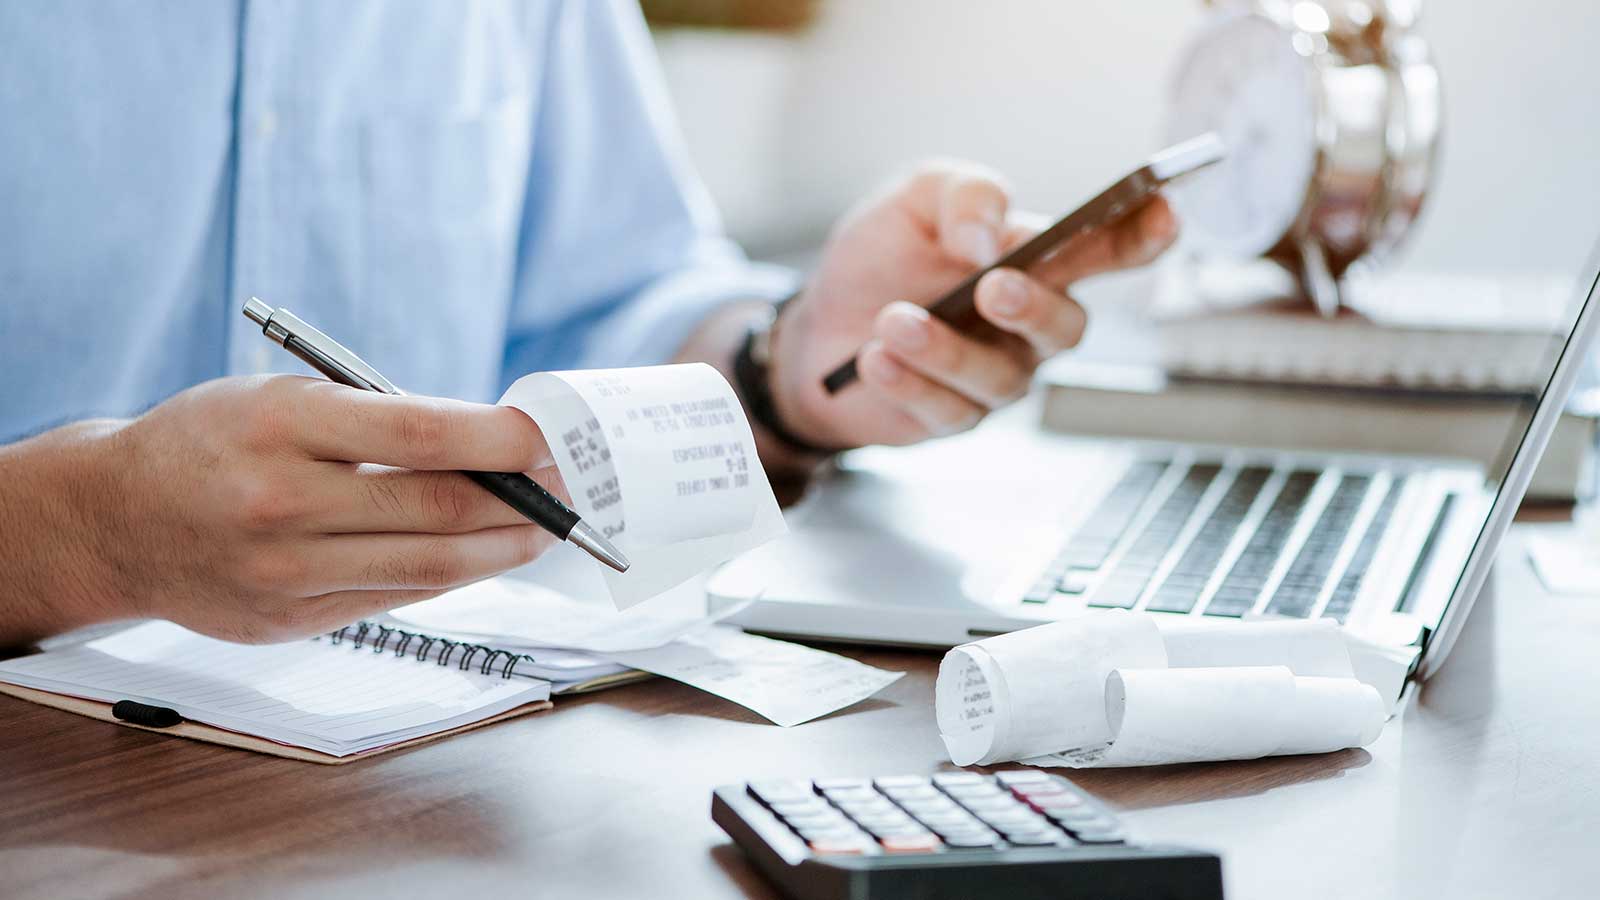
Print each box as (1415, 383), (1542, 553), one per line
(606, 625), (905, 727)
(936, 613), (1389, 769)
(499, 364), (786, 609)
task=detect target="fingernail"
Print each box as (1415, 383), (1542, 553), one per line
(988, 271), (1028, 317)
(953, 222), (1000, 267)
(883, 304), (930, 351)
(861, 345), (904, 385)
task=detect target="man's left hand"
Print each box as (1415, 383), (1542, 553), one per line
(766, 161), (1178, 451)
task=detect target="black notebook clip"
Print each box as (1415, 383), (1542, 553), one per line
(112, 700), (183, 728)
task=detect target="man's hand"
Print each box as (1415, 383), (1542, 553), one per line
(0, 376), (556, 646)
(769, 162), (1177, 450)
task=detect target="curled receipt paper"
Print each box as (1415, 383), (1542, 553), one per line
(499, 364), (786, 609)
(936, 614), (1392, 768)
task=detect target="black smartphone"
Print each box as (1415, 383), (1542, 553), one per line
(821, 133), (1226, 395)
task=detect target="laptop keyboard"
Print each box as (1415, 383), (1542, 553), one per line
(1030, 459), (1405, 622)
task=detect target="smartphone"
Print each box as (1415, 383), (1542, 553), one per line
(821, 133), (1226, 395)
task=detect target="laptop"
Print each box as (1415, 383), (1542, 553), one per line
(707, 248), (1600, 692)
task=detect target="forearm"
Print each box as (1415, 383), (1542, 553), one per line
(0, 420), (129, 648)
(674, 300), (831, 484)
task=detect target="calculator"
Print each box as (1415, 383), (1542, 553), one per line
(712, 770), (1223, 900)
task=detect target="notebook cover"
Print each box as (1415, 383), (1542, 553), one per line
(0, 682), (552, 765)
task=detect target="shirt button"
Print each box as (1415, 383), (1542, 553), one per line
(257, 109), (279, 140)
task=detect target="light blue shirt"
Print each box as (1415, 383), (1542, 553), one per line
(0, 0), (792, 444)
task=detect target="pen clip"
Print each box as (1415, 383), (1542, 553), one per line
(243, 298), (403, 395)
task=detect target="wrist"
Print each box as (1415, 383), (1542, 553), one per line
(675, 299), (836, 482)
(736, 299), (845, 462)
(0, 419), (133, 645)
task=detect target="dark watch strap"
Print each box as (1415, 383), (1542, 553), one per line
(732, 306), (843, 458)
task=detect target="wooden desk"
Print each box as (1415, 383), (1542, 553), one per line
(3, 526), (1598, 900)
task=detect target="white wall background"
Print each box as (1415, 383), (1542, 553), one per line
(656, 1), (1600, 277)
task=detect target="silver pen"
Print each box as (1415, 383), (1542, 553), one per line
(242, 297), (629, 573)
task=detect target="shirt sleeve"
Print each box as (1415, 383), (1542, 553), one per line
(499, 0), (796, 388)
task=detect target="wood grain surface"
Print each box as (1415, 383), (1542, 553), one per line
(4, 527), (1599, 900)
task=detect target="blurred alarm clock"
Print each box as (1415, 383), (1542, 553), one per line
(1163, 0), (1441, 314)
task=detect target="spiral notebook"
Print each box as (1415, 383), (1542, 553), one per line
(0, 621), (566, 764)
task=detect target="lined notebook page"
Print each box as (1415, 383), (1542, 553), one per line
(0, 622), (550, 756)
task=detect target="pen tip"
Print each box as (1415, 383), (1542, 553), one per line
(568, 520), (631, 573)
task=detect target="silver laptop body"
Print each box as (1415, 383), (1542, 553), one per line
(709, 249), (1600, 687)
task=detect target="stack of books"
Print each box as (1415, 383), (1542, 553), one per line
(1040, 270), (1597, 503)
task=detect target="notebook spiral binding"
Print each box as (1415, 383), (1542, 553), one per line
(320, 621), (538, 680)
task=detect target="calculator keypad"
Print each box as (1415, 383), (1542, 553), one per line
(747, 772), (1126, 856)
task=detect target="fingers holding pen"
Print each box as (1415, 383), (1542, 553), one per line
(250, 377), (553, 473)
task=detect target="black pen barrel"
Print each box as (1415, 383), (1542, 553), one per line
(464, 470), (580, 540)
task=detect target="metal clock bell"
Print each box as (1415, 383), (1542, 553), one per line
(1163, 0), (1442, 314)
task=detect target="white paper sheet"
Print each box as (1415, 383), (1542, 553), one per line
(936, 614), (1389, 769)
(387, 576), (745, 654)
(605, 625), (903, 727)
(499, 364), (786, 609)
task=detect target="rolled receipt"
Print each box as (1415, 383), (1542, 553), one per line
(1051, 666), (1385, 767)
(935, 612), (1167, 766)
(499, 364), (786, 609)
(936, 614), (1388, 769)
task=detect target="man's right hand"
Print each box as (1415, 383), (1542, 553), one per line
(0, 375), (558, 646)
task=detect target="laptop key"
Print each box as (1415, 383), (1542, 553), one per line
(1266, 475), (1371, 618)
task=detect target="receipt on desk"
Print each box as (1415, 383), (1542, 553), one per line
(937, 614), (1389, 769)
(605, 626), (904, 727)
(499, 364), (786, 609)
(387, 577), (748, 654)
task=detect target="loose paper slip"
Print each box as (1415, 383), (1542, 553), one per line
(389, 579), (900, 725)
(499, 364), (787, 609)
(608, 626), (905, 727)
(936, 614), (1388, 768)
(388, 576), (745, 654)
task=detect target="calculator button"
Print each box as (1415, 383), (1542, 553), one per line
(873, 775), (931, 791)
(932, 772), (987, 788)
(813, 777), (872, 792)
(871, 824), (934, 840)
(1070, 828), (1127, 844)
(750, 780), (815, 804)
(919, 813), (982, 832)
(972, 807), (1049, 826)
(883, 785), (941, 803)
(1002, 829), (1066, 846)
(1024, 790), (1086, 810)
(820, 787), (878, 805)
(900, 804), (964, 823)
(808, 837), (874, 856)
(799, 828), (868, 848)
(769, 799), (831, 817)
(836, 798), (899, 818)
(960, 795), (1026, 813)
(942, 783), (1005, 801)
(1046, 807), (1114, 827)
(995, 770), (1051, 785)
(783, 812), (850, 832)
(852, 812), (916, 831)
(1011, 780), (1073, 797)
(880, 833), (944, 854)
(941, 832), (1001, 849)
